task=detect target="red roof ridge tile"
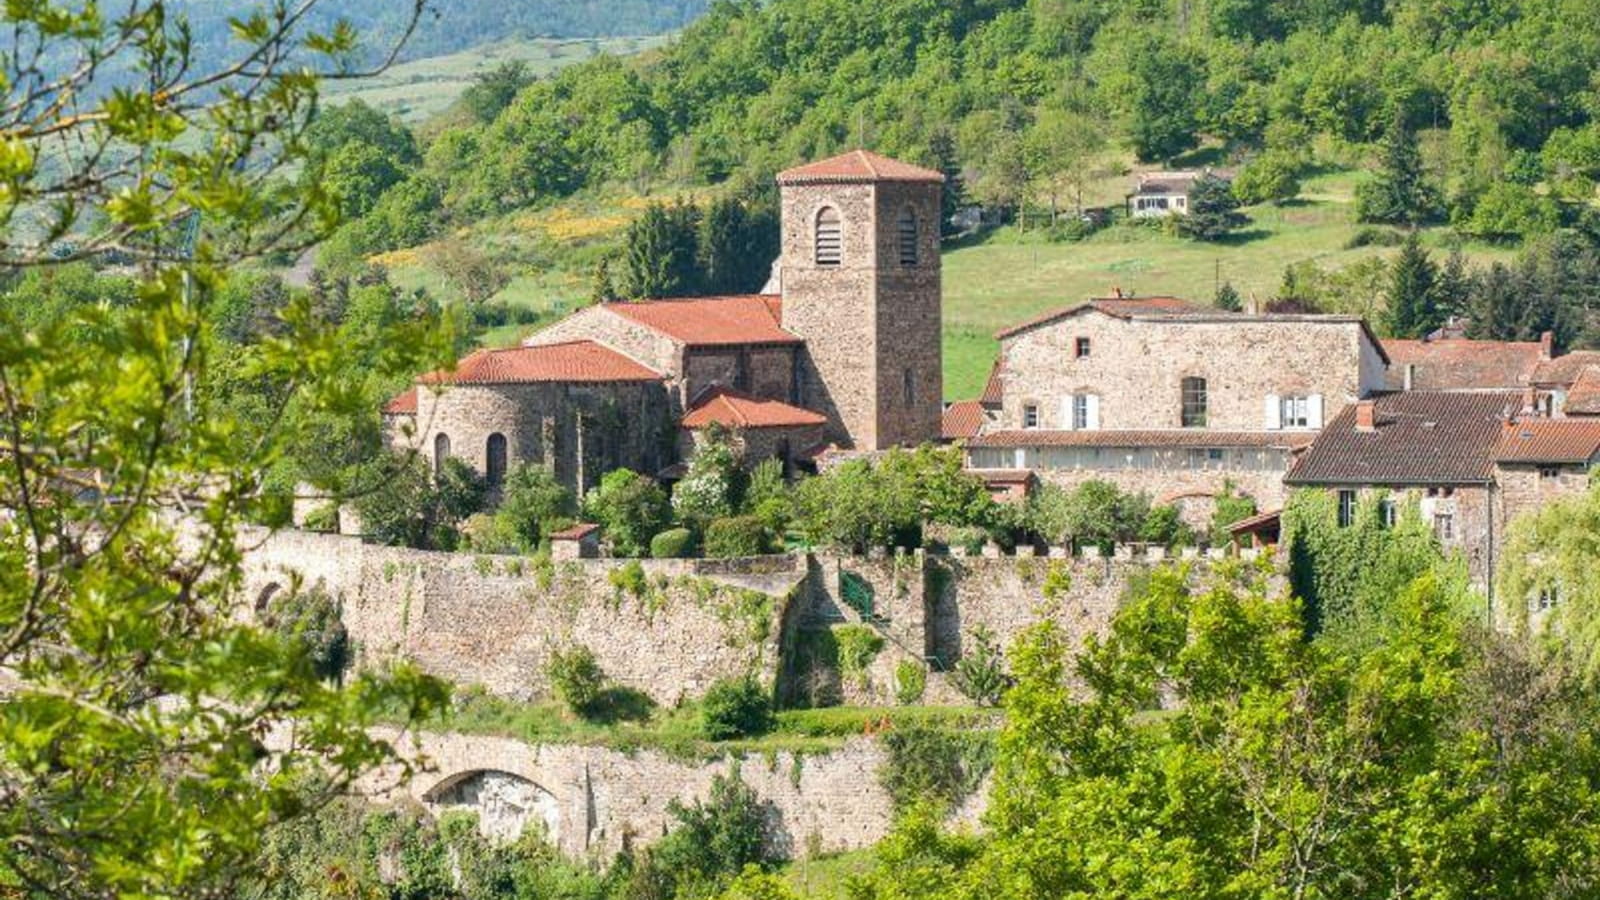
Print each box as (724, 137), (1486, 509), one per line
(601, 295), (799, 347)
(383, 386), (418, 415)
(777, 149), (944, 185)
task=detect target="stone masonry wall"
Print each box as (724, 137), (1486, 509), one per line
(872, 180), (944, 447)
(242, 530), (801, 705)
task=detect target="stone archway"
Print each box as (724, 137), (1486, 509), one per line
(422, 769), (561, 845)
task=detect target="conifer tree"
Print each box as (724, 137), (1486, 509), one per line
(622, 199), (701, 299)
(591, 257), (620, 303)
(1385, 234), (1439, 338)
(1466, 263), (1521, 340)
(1356, 113), (1444, 226)
(1434, 249), (1471, 324)
(1214, 280), (1243, 311)
(1177, 175), (1249, 241)
(698, 196), (748, 294)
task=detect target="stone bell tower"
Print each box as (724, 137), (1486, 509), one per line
(775, 149), (944, 451)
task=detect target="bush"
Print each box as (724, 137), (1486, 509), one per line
(951, 626), (1010, 707)
(1344, 226), (1405, 249)
(583, 468), (671, 557)
(879, 724), (995, 814)
(1232, 152), (1302, 205)
(1211, 483), (1259, 547)
(650, 527), (697, 559)
(266, 588), (349, 682)
(1139, 504), (1193, 547)
(633, 771), (774, 899)
(700, 676), (774, 740)
(498, 463), (575, 549)
(434, 457), (486, 522)
(894, 661), (927, 705)
(303, 502), (341, 534)
(833, 624), (885, 687)
(704, 515), (773, 558)
(546, 646), (606, 717)
(1459, 182), (1562, 242)
(459, 513), (523, 554)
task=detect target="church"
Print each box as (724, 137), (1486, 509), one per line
(383, 150), (947, 493)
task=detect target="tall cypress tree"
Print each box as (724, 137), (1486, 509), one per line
(1357, 113), (1444, 226)
(1466, 263), (1521, 340)
(1433, 249), (1471, 324)
(697, 196), (747, 294)
(622, 199), (700, 299)
(1385, 234), (1439, 338)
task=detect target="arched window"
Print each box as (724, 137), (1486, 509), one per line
(433, 432), (451, 474)
(897, 207), (918, 266)
(486, 433), (507, 487)
(815, 207), (842, 266)
(1180, 377), (1208, 428)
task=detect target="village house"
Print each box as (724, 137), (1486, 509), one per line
(386, 149), (946, 493)
(1126, 170), (1229, 218)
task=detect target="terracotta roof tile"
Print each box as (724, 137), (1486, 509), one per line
(681, 388), (828, 430)
(1381, 338), (1543, 390)
(549, 523), (601, 540)
(383, 387), (417, 415)
(420, 341), (662, 386)
(1495, 419), (1600, 464)
(604, 295), (799, 346)
(777, 149), (944, 184)
(1287, 391), (1522, 486)
(1566, 366), (1600, 416)
(1537, 351), (1600, 386)
(980, 355), (1005, 406)
(941, 400), (987, 441)
(969, 430), (1313, 450)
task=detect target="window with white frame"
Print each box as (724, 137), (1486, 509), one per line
(1379, 498), (1397, 529)
(1281, 395), (1310, 428)
(1535, 584), (1561, 612)
(1433, 513), (1454, 541)
(1075, 337), (1091, 359)
(1337, 490), (1357, 528)
(1072, 395), (1089, 430)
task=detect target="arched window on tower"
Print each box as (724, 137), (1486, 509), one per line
(433, 432), (452, 474)
(486, 433), (507, 487)
(897, 207), (918, 266)
(815, 207), (842, 266)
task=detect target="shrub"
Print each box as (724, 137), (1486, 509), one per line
(701, 676), (774, 740)
(583, 468), (670, 557)
(546, 646), (606, 717)
(952, 626), (1010, 707)
(1231, 152), (1302, 205)
(266, 587), (349, 682)
(1140, 504), (1193, 547)
(879, 724), (995, 814)
(608, 559), (649, 600)
(434, 457), (486, 522)
(303, 502), (340, 534)
(945, 525), (990, 555)
(635, 770), (774, 898)
(704, 515), (772, 558)
(894, 661), (927, 705)
(651, 527), (697, 559)
(459, 513), (522, 554)
(1211, 483), (1259, 547)
(832, 624), (885, 687)
(1344, 226), (1405, 249)
(673, 426), (744, 527)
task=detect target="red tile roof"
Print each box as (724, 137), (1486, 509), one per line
(941, 400), (987, 441)
(1495, 419), (1600, 464)
(383, 387), (418, 415)
(549, 523), (601, 541)
(420, 341), (662, 386)
(1381, 338), (1543, 390)
(980, 356), (1005, 406)
(776, 149), (944, 185)
(1287, 391), (1522, 486)
(1566, 366), (1600, 416)
(604, 296), (799, 346)
(1536, 351), (1600, 386)
(681, 388), (828, 430)
(969, 430), (1313, 450)
(995, 296), (1203, 338)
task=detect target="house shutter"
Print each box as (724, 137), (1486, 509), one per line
(1060, 395), (1076, 430)
(1014, 448), (1028, 469)
(1308, 394), (1325, 429)
(1264, 394), (1282, 430)
(1086, 394), (1100, 430)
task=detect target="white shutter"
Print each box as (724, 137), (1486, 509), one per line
(1086, 394), (1101, 430)
(1264, 394), (1282, 430)
(1308, 394), (1325, 429)
(1060, 395), (1076, 430)
(1014, 448), (1027, 469)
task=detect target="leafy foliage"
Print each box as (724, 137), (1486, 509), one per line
(1175, 174), (1249, 241)
(1499, 480), (1600, 680)
(705, 515), (776, 558)
(264, 588), (351, 682)
(950, 626), (1010, 708)
(879, 724), (995, 815)
(547, 645), (609, 718)
(585, 468), (672, 557)
(701, 677), (775, 740)
(651, 527), (699, 559)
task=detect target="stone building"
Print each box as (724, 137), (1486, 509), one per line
(962, 293), (1388, 519)
(386, 149), (945, 493)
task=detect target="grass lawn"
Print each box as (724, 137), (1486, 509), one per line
(780, 848), (877, 898)
(324, 35), (669, 124)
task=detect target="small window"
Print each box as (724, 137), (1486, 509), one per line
(1281, 395), (1310, 429)
(1433, 513), (1454, 541)
(1337, 490), (1357, 528)
(1181, 377), (1208, 428)
(1075, 337), (1091, 359)
(433, 433), (451, 474)
(486, 433), (507, 487)
(815, 207), (843, 266)
(1539, 466), (1562, 480)
(1072, 395), (1089, 430)
(1379, 498), (1397, 529)
(903, 368), (915, 406)
(1535, 584), (1560, 612)
(1023, 404), (1040, 429)
(897, 207), (918, 266)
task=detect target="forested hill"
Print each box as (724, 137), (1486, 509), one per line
(338, 0), (1600, 230)
(174, 0), (708, 61)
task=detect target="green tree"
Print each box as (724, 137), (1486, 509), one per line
(623, 199), (702, 299)
(1385, 233), (1440, 338)
(583, 468), (671, 557)
(1114, 32), (1204, 163)
(673, 427), (745, 529)
(1356, 112), (1445, 226)
(546, 645), (607, 717)
(1460, 182), (1562, 243)
(1231, 151), (1302, 205)
(0, 4), (452, 897)
(497, 463), (577, 549)
(1214, 280), (1243, 311)
(1499, 482), (1600, 680)
(1024, 107), (1108, 223)
(1176, 174), (1249, 241)
(460, 60), (534, 124)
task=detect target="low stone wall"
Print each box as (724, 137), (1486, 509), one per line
(358, 729), (901, 860)
(242, 530), (802, 705)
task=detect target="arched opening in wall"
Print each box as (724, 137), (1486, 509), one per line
(815, 207), (842, 267)
(254, 582), (283, 617)
(897, 207), (918, 266)
(486, 433), (507, 488)
(423, 769), (561, 846)
(434, 432), (452, 474)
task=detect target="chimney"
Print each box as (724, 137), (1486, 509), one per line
(1523, 387), (1539, 416)
(1355, 400), (1377, 433)
(1541, 331), (1555, 361)
(1403, 364), (1416, 392)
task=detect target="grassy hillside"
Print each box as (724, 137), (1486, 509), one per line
(324, 36), (669, 124)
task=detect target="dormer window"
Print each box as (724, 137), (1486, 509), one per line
(815, 207), (843, 266)
(897, 207), (918, 266)
(1075, 337), (1091, 359)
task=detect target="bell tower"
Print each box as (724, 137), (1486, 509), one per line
(775, 150), (944, 450)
